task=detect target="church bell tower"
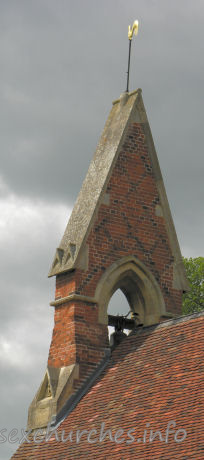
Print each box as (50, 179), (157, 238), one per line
(27, 87), (188, 430)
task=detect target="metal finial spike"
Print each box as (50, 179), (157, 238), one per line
(126, 20), (139, 93)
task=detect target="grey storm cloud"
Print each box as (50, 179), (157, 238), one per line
(0, 1), (203, 458)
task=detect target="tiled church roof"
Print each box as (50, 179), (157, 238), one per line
(11, 312), (204, 459)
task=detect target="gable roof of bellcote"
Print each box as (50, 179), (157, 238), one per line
(48, 89), (188, 291)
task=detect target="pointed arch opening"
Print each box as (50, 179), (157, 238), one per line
(95, 256), (166, 327)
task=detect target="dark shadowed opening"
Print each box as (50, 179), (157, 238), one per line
(108, 289), (131, 340)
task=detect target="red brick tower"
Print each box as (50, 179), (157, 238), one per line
(28, 89), (188, 430)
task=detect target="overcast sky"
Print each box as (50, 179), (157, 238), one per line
(0, 1), (203, 458)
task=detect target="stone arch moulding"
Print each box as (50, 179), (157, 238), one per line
(95, 255), (166, 327)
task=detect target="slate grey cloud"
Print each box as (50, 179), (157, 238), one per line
(1, 0), (202, 205)
(0, 1), (203, 458)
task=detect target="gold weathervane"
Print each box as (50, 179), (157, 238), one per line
(126, 20), (139, 92)
(128, 20), (139, 40)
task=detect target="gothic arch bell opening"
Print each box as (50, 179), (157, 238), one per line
(108, 270), (146, 322)
(96, 256), (166, 328)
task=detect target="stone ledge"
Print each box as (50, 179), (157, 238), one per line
(50, 293), (97, 307)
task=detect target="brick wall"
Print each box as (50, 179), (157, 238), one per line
(48, 122), (183, 373)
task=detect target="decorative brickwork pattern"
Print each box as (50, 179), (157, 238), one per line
(48, 122), (182, 372)
(78, 123), (181, 307)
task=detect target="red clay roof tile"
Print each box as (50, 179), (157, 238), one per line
(11, 313), (204, 459)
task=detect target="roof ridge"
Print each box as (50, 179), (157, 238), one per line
(129, 311), (204, 336)
(151, 311), (204, 330)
